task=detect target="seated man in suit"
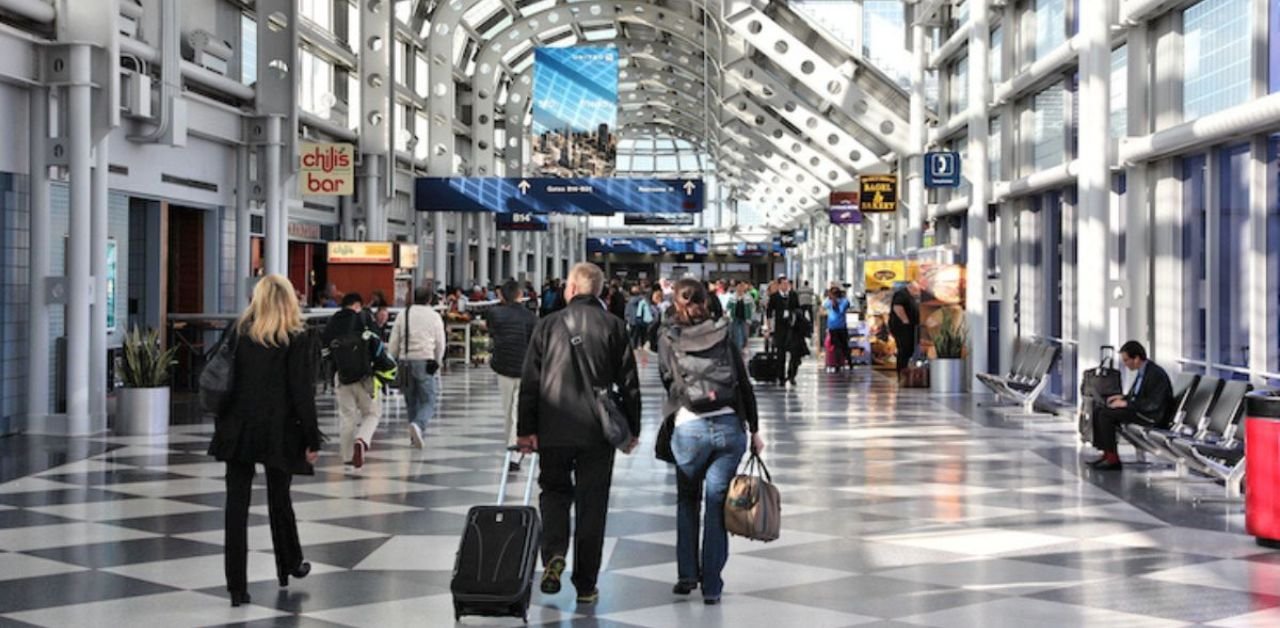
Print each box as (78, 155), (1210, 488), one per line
(1089, 340), (1174, 471)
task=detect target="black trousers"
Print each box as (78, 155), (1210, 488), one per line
(224, 461), (302, 594)
(893, 330), (916, 373)
(538, 445), (615, 592)
(829, 328), (850, 367)
(1091, 404), (1151, 451)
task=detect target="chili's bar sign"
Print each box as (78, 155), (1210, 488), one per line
(300, 142), (355, 196)
(859, 175), (898, 213)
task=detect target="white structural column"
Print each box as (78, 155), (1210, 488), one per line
(66, 44), (93, 432)
(433, 213), (448, 290)
(825, 224), (837, 289)
(264, 115), (286, 276)
(510, 232), (523, 282)
(90, 135), (109, 426)
(965, 0), (991, 384)
(534, 231), (546, 289)
(845, 224), (856, 285)
(908, 15), (927, 250)
(457, 214), (471, 286)
(1125, 23), (1150, 346)
(1076, 0), (1112, 381)
(364, 156), (384, 241)
(26, 87), (50, 423)
(477, 214), (491, 287)
(235, 144), (251, 308)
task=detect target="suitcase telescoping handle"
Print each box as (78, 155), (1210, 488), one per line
(1100, 345), (1115, 368)
(496, 445), (538, 507)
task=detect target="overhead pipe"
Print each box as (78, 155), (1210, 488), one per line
(0, 0), (54, 23)
(928, 22), (971, 70)
(992, 160), (1078, 201)
(991, 35), (1079, 106)
(1120, 0), (1177, 26)
(120, 36), (255, 102)
(129, 0), (178, 142)
(1120, 92), (1280, 165)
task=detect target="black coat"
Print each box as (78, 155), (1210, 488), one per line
(486, 303), (537, 379)
(1129, 360), (1176, 425)
(208, 331), (323, 475)
(518, 295), (642, 448)
(768, 291), (809, 354)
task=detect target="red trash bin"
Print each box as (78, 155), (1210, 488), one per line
(1245, 390), (1280, 548)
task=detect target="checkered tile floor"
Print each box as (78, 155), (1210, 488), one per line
(0, 350), (1276, 627)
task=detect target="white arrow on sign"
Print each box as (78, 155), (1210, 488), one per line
(683, 181), (696, 195)
(518, 180), (531, 195)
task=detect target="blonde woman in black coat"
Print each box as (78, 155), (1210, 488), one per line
(208, 274), (323, 607)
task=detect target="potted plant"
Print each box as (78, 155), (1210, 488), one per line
(930, 307), (969, 394)
(116, 326), (178, 435)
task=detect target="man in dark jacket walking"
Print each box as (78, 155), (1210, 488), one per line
(321, 293), (384, 469)
(1088, 340), (1174, 471)
(767, 277), (808, 385)
(517, 263), (641, 605)
(486, 280), (537, 470)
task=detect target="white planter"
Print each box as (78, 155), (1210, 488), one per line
(117, 387), (171, 435)
(930, 358), (967, 393)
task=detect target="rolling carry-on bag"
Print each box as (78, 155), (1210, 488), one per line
(1080, 345), (1123, 404)
(749, 337), (782, 383)
(451, 447), (541, 623)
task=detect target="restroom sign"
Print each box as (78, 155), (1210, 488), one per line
(859, 175), (898, 213)
(300, 142), (354, 196)
(924, 152), (962, 188)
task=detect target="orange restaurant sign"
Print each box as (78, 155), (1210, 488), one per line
(328, 242), (394, 264)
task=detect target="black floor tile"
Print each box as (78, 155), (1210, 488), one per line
(21, 536), (225, 568)
(0, 571), (176, 613)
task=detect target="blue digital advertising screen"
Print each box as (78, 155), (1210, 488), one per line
(586, 237), (709, 255)
(414, 177), (704, 215)
(531, 47), (619, 178)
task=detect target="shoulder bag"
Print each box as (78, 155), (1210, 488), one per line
(199, 322), (239, 415)
(724, 452), (781, 542)
(394, 305), (413, 389)
(563, 311), (632, 451)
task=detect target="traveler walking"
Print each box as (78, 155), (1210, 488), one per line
(822, 287), (852, 372)
(517, 262), (642, 605)
(387, 287), (447, 450)
(889, 279), (923, 379)
(208, 274), (322, 608)
(626, 285), (658, 368)
(726, 282), (755, 353)
(657, 278), (765, 605)
(322, 293), (393, 469)
(486, 279), (538, 467)
(767, 277), (809, 385)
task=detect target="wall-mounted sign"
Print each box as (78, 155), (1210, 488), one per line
(397, 244), (419, 269)
(327, 241), (394, 264)
(830, 208), (863, 224)
(288, 221), (323, 241)
(829, 190), (862, 224)
(859, 175), (898, 213)
(924, 152), (962, 188)
(497, 212), (551, 231)
(778, 230), (798, 248)
(414, 177), (704, 215)
(624, 213), (695, 226)
(299, 142), (354, 196)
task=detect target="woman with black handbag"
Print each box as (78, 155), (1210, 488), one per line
(207, 274), (324, 607)
(656, 279), (765, 605)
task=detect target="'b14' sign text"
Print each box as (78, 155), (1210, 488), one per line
(300, 143), (354, 196)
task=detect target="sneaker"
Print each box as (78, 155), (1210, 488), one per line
(409, 424), (424, 450)
(352, 439), (367, 469)
(540, 556), (565, 594)
(575, 588), (599, 604)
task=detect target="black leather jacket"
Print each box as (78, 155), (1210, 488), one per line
(486, 303), (537, 379)
(518, 295), (642, 447)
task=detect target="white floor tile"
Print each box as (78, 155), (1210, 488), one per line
(3, 591), (288, 628)
(305, 593), (580, 627)
(94, 478), (229, 498)
(869, 528), (1074, 556)
(0, 522), (159, 551)
(175, 521), (388, 550)
(250, 497), (422, 521)
(612, 555), (855, 593)
(291, 478), (443, 499)
(1207, 608), (1280, 628)
(28, 497), (217, 522)
(103, 552), (342, 590)
(598, 594), (878, 628)
(0, 552), (87, 581)
(897, 596), (1188, 628)
(1141, 558), (1280, 593)
(352, 535), (462, 571)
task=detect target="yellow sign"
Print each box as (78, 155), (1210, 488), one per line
(328, 242), (394, 264)
(859, 175), (898, 213)
(864, 259), (906, 292)
(299, 142), (355, 196)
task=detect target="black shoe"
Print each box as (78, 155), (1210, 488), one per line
(1086, 456), (1108, 467)
(279, 561), (311, 587)
(704, 597), (721, 605)
(508, 461), (521, 473)
(673, 581), (698, 595)
(1093, 460), (1124, 471)
(541, 556), (566, 594)
(230, 591), (252, 607)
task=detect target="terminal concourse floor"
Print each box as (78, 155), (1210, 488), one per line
(0, 352), (1277, 627)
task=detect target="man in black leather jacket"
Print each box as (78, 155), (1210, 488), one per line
(485, 280), (537, 468)
(517, 263), (641, 605)
(1089, 340), (1174, 471)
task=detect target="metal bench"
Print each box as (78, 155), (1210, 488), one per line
(976, 338), (1060, 418)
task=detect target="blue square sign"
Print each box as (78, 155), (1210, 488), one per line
(924, 152), (962, 188)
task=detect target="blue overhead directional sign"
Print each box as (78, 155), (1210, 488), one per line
(924, 152), (962, 188)
(414, 177), (704, 215)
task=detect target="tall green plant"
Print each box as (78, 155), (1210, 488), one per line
(120, 327), (178, 388)
(933, 308), (969, 359)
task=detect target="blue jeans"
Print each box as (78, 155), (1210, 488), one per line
(401, 360), (439, 431)
(729, 320), (748, 351)
(672, 413), (747, 599)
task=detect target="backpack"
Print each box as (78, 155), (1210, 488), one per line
(666, 320), (739, 413)
(330, 316), (373, 385)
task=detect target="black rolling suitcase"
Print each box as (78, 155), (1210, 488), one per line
(451, 447), (541, 623)
(749, 337), (782, 383)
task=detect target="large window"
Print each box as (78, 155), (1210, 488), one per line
(1032, 83), (1065, 170)
(240, 14), (256, 85)
(863, 0), (910, 87)
(299, 49), (335, 117)
(1182, 155), (1208, 365)
(1110, 46), (1128, 139)
(299, 0), (333, 32)
(1183, 0), (1252, 120)
(1035, 0), (1066, 61)
(1272, 0), (1280, 93)
(990, 26), (1003, 84)
(950, 56), (969, 117)
(1217, 144), (1250, 369)
(989, 117), (1001, 181)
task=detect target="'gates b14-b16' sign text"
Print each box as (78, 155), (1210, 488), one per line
(300, 143), (354, 196)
